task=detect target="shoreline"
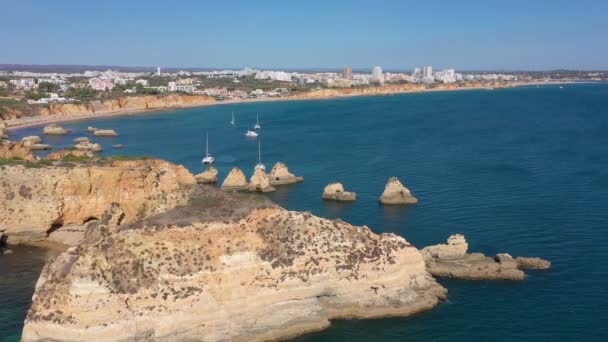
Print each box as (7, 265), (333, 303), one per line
(4, 80), (592, 131)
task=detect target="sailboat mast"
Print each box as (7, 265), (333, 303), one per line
(206, 132), (209, 157)
(258, 138), (261, 164)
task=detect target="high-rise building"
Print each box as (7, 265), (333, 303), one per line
(371, 66), (383, 82)
(423, 65), (433, 78)
(157, 67), (161, 76)
(342, 66), (352, 80)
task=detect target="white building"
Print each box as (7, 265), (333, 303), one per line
(157, 67), (161, 76)
(371, 66), (383, 83)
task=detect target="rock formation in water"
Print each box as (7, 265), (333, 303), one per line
(248, 168), (276, 192)
(43, 124), (69, 135)
(194, 167), (218, 184)
(93, 129), (118, 136)
(0, 159), (195, 244)
(322, 183), (357, 201)
(221, 167), (248, 191)
(87, 126), (98, 132)
(22, 136), (42, 144)
(73, 137), (90, 143)
(21, 186), (446, 342)
(379, 177), (418, 205)
(421, 235), (551, 280)
(268, 162), (304, 185)
(74, 141), (102, 152)
(0, 141), (36, 160)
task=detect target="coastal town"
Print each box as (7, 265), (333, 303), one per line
(1, 65), (605, 113)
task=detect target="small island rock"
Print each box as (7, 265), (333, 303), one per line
(195, 167), (218, 184)
(268, 162), (304, 185)
(87, 126), (98, 132)
(221, 167), (248, 191)
(21, 136), (42, 145)
(43, 124), (69, 135)
(379, 177), (418, 205)
(73, 137), (90, 143)
(93, 129), (118, 136)
(74, 141), (103, 152)
(248, 168), (276, 192)
(322, 183), (357, 201)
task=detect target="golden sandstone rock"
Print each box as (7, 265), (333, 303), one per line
(43, 124), (69, 135)
(194, 166), (218, 184)
(221, 167), (248, 191)
(322, 182), (357, 201)
(21, 186), (446, 342)
(248, 168), (276, 192)
(0, 159), (195, 244)
(0, 141), (36, 161)
(379, 177), (418, 204)
(268, 162), (303, 185)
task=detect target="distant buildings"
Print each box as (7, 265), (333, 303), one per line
(88, 78), (114, 91)
(371, 66), (383, 83)
(254, 70), (293, 82)
(157, 67), (161, 76)
(342, 66), (352, 80)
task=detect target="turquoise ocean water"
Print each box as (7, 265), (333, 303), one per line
(3, 83), (608, 341)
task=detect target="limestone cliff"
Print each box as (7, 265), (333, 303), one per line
(0, 159), (195, 244)
(21, 186), (446, 342)
(37, 95), (215, 116)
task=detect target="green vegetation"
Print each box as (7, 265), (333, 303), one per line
(37, 81), (60, 93)
(0, 157), (53, 168)
(65, 86), (98, 102)
(25, 91), (46, 100)
(0, 157), (24, 166)
(61, 154), (94, 163)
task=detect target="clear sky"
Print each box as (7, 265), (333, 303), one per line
(2, 0), (607, 71)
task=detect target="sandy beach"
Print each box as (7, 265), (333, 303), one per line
(3, 80), (584, 131)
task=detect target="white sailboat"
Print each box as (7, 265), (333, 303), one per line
(202, 132), (215, 164)
(254, 113), (261, 130)
(245, 130), (258, 137)
(230, 111), (235, 125)
(255, 137), (265, 171)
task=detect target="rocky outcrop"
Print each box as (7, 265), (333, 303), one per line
(43, 124), (69, 135)
(379, 177), (418, 205)
(0, 141), (36, 161)
(268, 162), (303, 185)
(38, 95), (215, 117)
(74, 141), (102, 152)
(46, 150), (95, 161)
(221, 167), (248, 191)
(422, 235), (551, 281)
(93, 129), (118, 136)
(22, 136), (42, 144)
(73, 137), (90, 143)
(248, 168), (276, 192)
(0, 159), (196, 244)
(322, 183), (357, 201)
(194, 167), (218, 184)
(22, 186), (446, 342)
(87, 127), (98, 132)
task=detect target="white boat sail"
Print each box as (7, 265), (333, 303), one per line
(202, 132), (215, 164)
(245, 130), (258, 137)
(255, 137), (265, 171)
(254, 113), (261, 130)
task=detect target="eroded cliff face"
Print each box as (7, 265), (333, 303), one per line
(37, 95), (215, 116)
(0, 159), (195, 244)
(21, 187), (446, 342)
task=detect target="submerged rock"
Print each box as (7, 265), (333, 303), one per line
(221, 167), (248, 191)
(422, 235), (551, 281)
(21, 188), (446, 342)
(43, 124), (69, 135)
(379, 177), (418, 204)
(322, 183), (357, 201)
(268, 162), (303, 185)
(93, 129), (118, 136)
(516, 257), (551, 270)
(112, 144), (124, 149)
(194, 167), (218, 184)
(248, 168), (276, 192)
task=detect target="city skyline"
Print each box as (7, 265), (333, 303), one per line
(1, 0), (608, 70)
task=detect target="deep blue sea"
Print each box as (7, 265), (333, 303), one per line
(4, 83), (608, 341)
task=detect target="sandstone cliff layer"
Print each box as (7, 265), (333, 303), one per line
(22, 186), (446, 342)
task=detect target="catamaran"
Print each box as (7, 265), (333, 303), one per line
(230, 111), (235, 125)
(254, 113), (261, 130)
(245, 130), (258, 137)
(202, 132), (215, 164)
(255, 137), (265, 171)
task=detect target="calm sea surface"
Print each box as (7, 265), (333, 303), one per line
(4, 83), (608, 341)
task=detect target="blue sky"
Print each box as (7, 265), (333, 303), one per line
(1, 0), (607, 70)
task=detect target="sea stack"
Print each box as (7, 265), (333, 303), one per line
(322, 183), (357, 201)
(74, 141), (103, 152)
(379, 177), (418, 205)
(268, 162), (304, 185)
(248, 168), (276, 192)
(421, 234), (551, 281)
(195, 167), (218, 184)
(93, 129), (118, 136)
(221, 167), (248, 191)
(73, 137), (90, 143)
(43, 124), (69, 135)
